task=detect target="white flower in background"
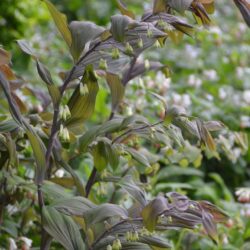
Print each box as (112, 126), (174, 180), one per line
(203, 69), (218, 81)
(55, 169), (65, 178)
(236, 67), (244, 78)
(9, 238), (17, 250)
(188, 74), (202, 87)
(237, 67), (250, 78)
(206, 94), (214, 101)
(185, 44), (199, 58)
(182, 94), (191, 107)
(219, 88), (227, 99)
(172, 93), (182, 104)
(172, 93), (191, 108)
(235, 188), (250, 203)
(243, 90), (250, 104)
(209, 26), (222, 35)
(6, 205), (19, 215)
(126, 106), (133, 116)
(240, 116), (250, 128)
(238, 22), (247, 33)
(222, 56), (229, 64)
(222, 234), (229, 245)
(19, 237), (32, 250)
(233, 148), (241, 160)
(155, 72), (171, 89)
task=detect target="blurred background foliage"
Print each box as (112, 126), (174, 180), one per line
(0, 0), (250, 249)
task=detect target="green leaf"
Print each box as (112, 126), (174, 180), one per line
(59, 161), (86, 196)
(0, 72), (46, 184)
(233, 0), (250, 27)
(16, 40), (36, 58)
(91, 141), (108, 172)
(52, 196), (95, 216)
(153, 0), (167, 14)
(0, 48), (11, 65)
(196, 119), (216, 151)
(42, 206), (86, 250)
(125, 147), (151, 168)
(69, 21), (104, 61)
(25, 127), (47, 184)
(139, 235), (171, 249)
(79, 118), (123, 152)
(106, 73), (125, 111)
(83, 203), (128, 226)
(36, 60), (54, 85)
(168, 0), (193, 13)
(0, 119), (19, 133)
(106, 143), (120, 171)
(116, 0), (135, 19)
(42, 0), (72, 47)
(141, 196), (169, 232)
(42, 181), (72, 200)
(36, 60), (60, 105)
(111, 15), (133, 42)
(118, 176), (147, 206)
(66, 66), (99, 134)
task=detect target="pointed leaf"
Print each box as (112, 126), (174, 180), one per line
(0, 48), (11, 66)
(111, 15), (133, 42)
(42, 0), (72, 47)
(66, 66), (99, 133)
(117, 0), (135, 19)
(52, 197), (95, 216)
(83, 203), (128, 226)
(16, 40), (36, 58)
(233, 0), (250, 27)
(42, 206), (85, 250)
(69, 21), (104, 61)
(168, 0), (193, 12)
(106, 73), (125, 111)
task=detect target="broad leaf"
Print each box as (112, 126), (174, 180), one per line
(66, 66), (99, 133)
(42, 206), (85, 250)
(69, 21), (104, 61)
(168, 0), (193, 12)
(52, 197), (95, 216)
(111, 15), (133, 42)
(83, 203), (128, 226)
(141, 196), (169, 231)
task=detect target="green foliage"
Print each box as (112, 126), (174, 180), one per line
(0, 0), (250, 249)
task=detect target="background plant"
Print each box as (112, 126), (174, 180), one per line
(0, 0), (250, 249)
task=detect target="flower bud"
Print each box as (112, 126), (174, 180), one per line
(106, 245), (112, 250)
(147, 29), (153, 38)
(59, 125), (70, 143)
(59, 105), (71, 121)
(80, 83), (89, 96)
(112, 239), (122, 250)
(133, 231), (139, 241)
(112, 48), (120, 59)
(137, 38), (143, 48)
(126, 231), (132, 241)
(99, 58), (108, 70)
(125, 42), (134, 55)
(167, 216), (172, 223)
(154, 40), (161, 48)
(144, 59), (150, 70)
